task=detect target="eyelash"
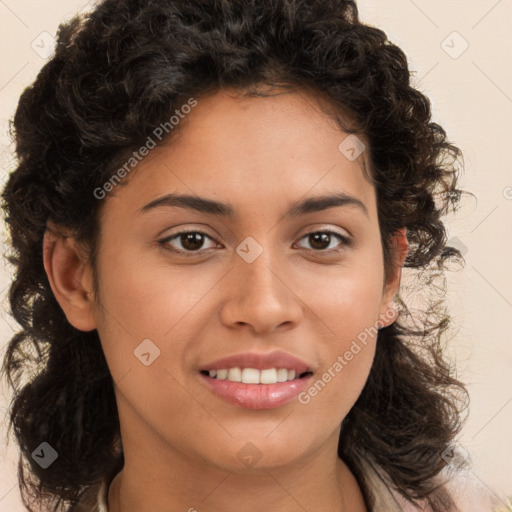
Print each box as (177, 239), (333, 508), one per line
(157, 229), (351, 258)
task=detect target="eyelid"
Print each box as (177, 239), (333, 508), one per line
(157, 226), (352, 256)
(158, 228), (220, 255)
(294, 229), (351, 252)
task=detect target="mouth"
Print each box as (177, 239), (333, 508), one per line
(199, 368), (313, 384)
(198, 368), (315, 409)
(197, 350), (315, 409)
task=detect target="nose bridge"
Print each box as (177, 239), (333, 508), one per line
(220, 235), (302, 332)
(235, 237), (285, 301)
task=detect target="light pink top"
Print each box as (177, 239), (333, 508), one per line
(72, 458), (507, 511)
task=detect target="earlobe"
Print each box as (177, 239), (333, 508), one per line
(378, 227), (409, 328)
(42, 223), (97, 332)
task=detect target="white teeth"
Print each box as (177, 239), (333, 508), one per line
(276, 368), (288, 382)
(217, 369), (228, 380)
(259, 368), (277, 384)
(241, 368), (260, 384)
(208, 367), (302, 384)
(227, 367), (242, 382)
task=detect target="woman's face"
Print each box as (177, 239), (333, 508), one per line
(72, 89), (405, 473)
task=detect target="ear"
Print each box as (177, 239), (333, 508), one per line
(378, 227), (409, 328)
(42, 221), (97, 332)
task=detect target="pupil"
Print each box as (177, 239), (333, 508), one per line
(310, 233), (330, 250)
(182, 233), (203, 251)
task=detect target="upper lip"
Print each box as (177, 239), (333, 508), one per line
(200, 350), (312, 375)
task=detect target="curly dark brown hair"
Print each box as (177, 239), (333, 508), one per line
(1, 0), (470, 511)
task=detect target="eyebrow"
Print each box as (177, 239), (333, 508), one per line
(139, 191), (369, 218)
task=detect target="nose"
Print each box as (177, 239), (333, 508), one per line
(219, 243), (303, 336)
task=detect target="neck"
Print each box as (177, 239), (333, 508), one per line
(107, 441), (367, 512)
(107, 394), (368, 512)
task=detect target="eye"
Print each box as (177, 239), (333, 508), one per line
(158, 230), (219, 256)
(295, 230), (351, 254)
(158, 228), (351, 257)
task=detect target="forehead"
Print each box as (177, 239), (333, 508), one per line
(102, 88), (376, 220)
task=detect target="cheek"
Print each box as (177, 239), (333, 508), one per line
(311, 261), (384, 340)
(91, 257), (207, 431)
(94, 241), (193, 333)
(298, 329), (377, 432)
(92, 247), (221, 378)
(298, 265), (383, 420)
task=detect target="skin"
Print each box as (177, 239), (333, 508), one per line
(43, 88), (408, 512)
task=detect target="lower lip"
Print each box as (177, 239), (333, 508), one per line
(199, 373), (314, 410)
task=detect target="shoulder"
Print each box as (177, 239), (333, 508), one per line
(440, 466), (510, 512)
(358, 456), (507, 512)
(357, 457), (413, 511)
(67, 478), (108, 512)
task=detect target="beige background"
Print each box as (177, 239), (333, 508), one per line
(0, 0), (511, 510)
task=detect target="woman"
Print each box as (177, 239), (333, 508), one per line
(1, 0), (495, 510)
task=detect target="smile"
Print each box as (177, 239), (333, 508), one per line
(201, 367), (312, 384)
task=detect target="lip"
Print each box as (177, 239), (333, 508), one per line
(199, 350), (312, 375)
(198, 350), (314, 410)
(199, 372), (314, 409)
